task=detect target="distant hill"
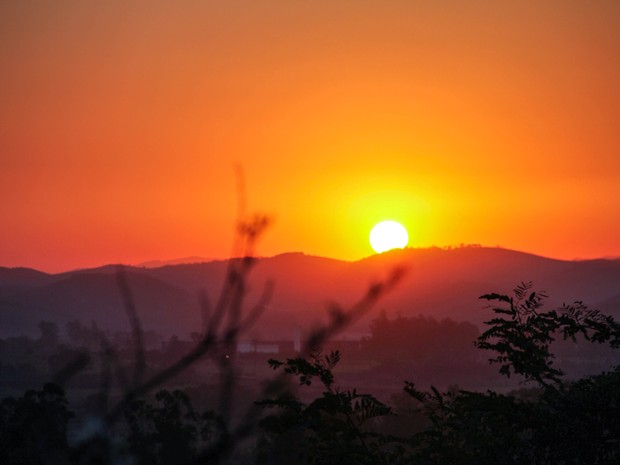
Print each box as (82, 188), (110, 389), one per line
(0, 270), (201, 337)
(0, 267), (54, 289)
(1, 247), (619, 339)
(135, 256), (213, 268)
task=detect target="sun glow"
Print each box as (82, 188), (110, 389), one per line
(369, 220), (409, 253)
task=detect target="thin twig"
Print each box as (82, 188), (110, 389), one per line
(116, 267), (145, 389)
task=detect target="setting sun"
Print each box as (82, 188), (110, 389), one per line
(369, 220), (409, 253)
(1, 1), (619, 271)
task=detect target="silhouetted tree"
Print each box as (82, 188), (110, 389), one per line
(257, 283), (620, 465)
(363, 311), (479, 363)
(401, 282), (620, 464)
(258, 351), (399, 465)
(477, 281), (620, 386)
(125, 389), (226, 465)
(38, 321), (60, 348)
(0, 383), (73, 465)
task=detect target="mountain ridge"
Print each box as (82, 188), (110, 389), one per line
(1, 247), (619, 339)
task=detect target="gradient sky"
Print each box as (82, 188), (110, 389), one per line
(2, 1), (619, 272)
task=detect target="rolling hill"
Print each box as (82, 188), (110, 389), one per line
(1, 247), (619, 340)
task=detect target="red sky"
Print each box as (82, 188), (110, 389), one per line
(2, 1), (620, 272)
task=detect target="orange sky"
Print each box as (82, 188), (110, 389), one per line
(2, 1), (620, 272)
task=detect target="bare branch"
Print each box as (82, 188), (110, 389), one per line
(116, 266), (145, 389)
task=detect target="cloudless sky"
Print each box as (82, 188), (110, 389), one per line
(2, 1), (619, 272)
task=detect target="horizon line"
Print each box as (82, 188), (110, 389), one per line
(2, 244), (619, 275)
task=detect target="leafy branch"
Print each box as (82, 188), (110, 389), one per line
(477, 281), (620, 386)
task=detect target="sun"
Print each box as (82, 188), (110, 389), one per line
(369, 220), (409, 253)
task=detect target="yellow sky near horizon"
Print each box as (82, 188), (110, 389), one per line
(1, 1), (619, 272)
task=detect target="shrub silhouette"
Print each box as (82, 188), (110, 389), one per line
(477, 281), (620, 386)
(255, 283), (620, 465)
(0, 383), (73, 465)
(257, 351), (396, 465)
(2, 250), (619, 465)
(125, 389), (226, 465)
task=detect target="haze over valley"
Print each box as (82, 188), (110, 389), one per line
(3, 246), (619, 340)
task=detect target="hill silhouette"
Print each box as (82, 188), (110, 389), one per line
(1, 247), (619, 339)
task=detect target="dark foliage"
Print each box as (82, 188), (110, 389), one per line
(477, 281), (620, 386)
(2, 266), (619, 464)
(258, 351), (398, 465)
(400, 283), (620, 464)
(402, 367), (620, 464)
(125, 389), (226, 465)
(256, 283), (620, 465)
(362, 311), (479, 363)
(0, 383), (74, 465)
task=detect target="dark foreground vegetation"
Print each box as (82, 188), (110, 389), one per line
(1, 222), (619, 463)
(3, 280), (619, 465)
